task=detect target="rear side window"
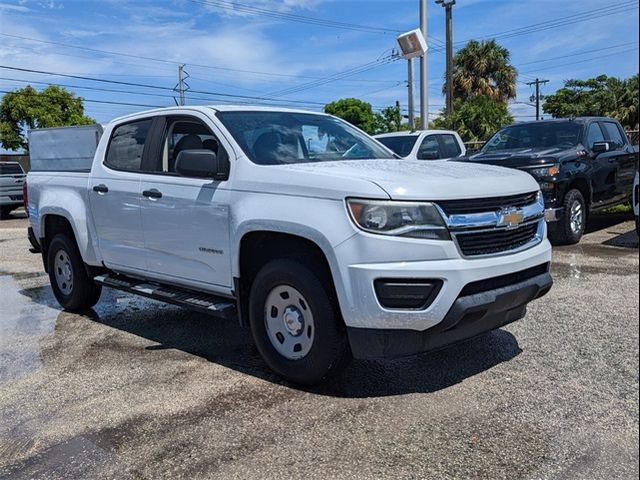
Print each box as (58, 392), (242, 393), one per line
(602, 122), (625, 148)
(440, 134), (462, 157)
(0, 163), (24, 175)
(105, 119), (152, 171)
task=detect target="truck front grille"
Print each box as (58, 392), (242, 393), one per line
(437, 191), (539, 215)
(454, 222), (539, 257)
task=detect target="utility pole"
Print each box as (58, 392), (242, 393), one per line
(436, 0), (455, 116)
(419, 0), (428, 129)
(526, 78), (549, 121)
(407, 59), (416, 130)
(175, 64), (190, 106)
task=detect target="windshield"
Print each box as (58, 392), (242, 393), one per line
(376, 135), (419, 157)
(482, 121), (583, 153)
(216, 111), (393, 165)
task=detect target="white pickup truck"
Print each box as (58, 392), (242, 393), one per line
(26, 106), (553, 384)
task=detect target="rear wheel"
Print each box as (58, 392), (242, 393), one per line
(0, 206), (13, 219)
(248, 258), (351, 384)
(47, 234), (102, 311)
(549, 189), (587, 245)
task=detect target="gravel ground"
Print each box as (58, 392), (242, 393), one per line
(0, 211), (638, 479)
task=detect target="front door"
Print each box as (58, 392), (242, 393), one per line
(585, 122), (617, 205)
(138, 114), (232, 291)
(89, 118), (154, 272)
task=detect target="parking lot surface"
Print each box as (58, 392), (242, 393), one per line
(0, 211), (638, 479)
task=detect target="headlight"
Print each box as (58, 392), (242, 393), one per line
(347, 199), (450, 240)
(528, 165), (560, 178)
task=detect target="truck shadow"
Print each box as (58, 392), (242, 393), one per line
(585, 211), (634, 234)
(19, 285), (522, 398)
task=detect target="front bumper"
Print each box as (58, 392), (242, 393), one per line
(544, 207), (563, 222)
(347, 268), (552, 359)
(0, 194), (23, 207)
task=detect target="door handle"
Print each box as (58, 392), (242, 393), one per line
(92, 184), (109, 193)
(142, 189), (162, 199)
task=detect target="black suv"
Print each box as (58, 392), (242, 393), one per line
(464, 117), (638, 244)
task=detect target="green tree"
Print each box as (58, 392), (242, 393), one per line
(449, 39), (517, 103)
(324, 98), (376, 134)
(543, 74), (639, 130)
(0, 85), (95, 151)
(373, 104), (407, 134)
(431, 95), (514, 142)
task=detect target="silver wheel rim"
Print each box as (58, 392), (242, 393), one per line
(569, 200), (584, 234)
(54, 249), (73, 295)
(264, 285), (315, 360)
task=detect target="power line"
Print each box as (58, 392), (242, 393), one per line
(0, 89), (164, 109)
(187, 0), (401, 35)
(455, 1), (638, 47)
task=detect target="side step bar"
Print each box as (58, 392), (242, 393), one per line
(94, 273), (236, 319)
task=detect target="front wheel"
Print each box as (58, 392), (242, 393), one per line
(248, 259), (351, 385)
(549, 189), (587, 245)
(47, 234), (102, 311)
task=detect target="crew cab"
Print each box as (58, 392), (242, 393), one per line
(465, 118), (639, 244)
(0, 161), (26, 219)
(374, 130), (466, 160)
(26, 106), (552, 384)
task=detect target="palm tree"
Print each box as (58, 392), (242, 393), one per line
(448, 40), (517, 103)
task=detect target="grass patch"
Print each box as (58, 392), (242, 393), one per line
(603, 203), (632, 214)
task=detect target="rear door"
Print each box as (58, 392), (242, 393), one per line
(602, 120), (636, 199)
(138, 113), (233, 291)
(89, 118), (154, 272)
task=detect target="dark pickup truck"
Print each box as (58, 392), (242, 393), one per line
(463, 117), (638, 244)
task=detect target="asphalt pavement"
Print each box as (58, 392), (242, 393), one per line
(0, 211), (638, 479)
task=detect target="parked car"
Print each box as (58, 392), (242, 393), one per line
(25, 106), (552, 384)
(0, 161), (26, 219)
(464, 118), (639, 244)
(374, 130), (466, 160)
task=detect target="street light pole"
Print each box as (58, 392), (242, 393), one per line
(419, 0), (428, 129)
(436, 0), (455, 116)
(407, 59), (415, 130)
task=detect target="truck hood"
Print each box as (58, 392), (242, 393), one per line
(467, 146), (576, 168)
(275, 158), (540, 200)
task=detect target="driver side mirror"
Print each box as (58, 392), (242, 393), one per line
(418, 151), (440, 160)
(175, 149), (230, 180)
(592, 141), (612, 155)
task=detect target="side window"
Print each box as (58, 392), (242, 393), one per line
(440, 134), (462, 158)
(105, 119), (152, 171)
(585, 123), (605, 148)
(417, 135), (440, 160)
(602, 122), (625, 148)
(161, 118), (225, 174)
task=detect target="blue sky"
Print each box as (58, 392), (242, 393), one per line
(0, 0), (638, 139)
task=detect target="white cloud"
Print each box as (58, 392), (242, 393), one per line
(0, 2), (29, 12)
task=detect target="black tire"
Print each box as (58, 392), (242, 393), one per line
(248, 258), (351, 385)
(47, 234), (102, 311)
(548, 189), (587, 245)
(0, 206), (13, 220)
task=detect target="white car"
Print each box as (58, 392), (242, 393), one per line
(375, 130), (466, 161)
(25, 106), (552, 384)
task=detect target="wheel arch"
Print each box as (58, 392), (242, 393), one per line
(235, 229), (343, 327)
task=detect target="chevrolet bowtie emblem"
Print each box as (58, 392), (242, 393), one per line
(498, 208), (524, 229)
